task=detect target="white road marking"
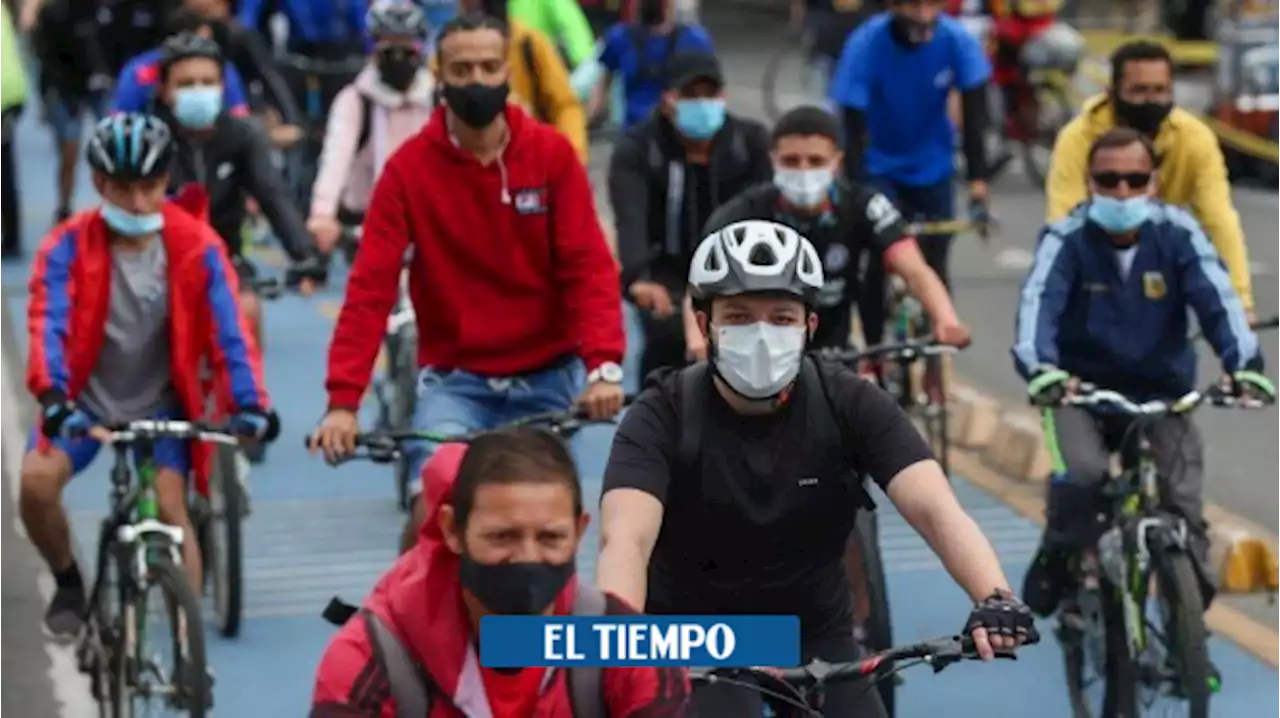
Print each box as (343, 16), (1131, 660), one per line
(1, 351), (98, 717)
(993, 247), (1036, 272)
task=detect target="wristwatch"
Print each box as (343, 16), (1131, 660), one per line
(587, 362), (624, 385)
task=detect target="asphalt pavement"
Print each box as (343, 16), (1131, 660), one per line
(2, 10), (1277, 716)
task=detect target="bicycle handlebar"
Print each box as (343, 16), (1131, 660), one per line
(690, 635), (1017, 690)
(816, 337), (962, 365)
(69, 419), (242, 446)
(1063, 383), (1274, 415)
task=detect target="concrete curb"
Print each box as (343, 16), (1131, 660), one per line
(947, 382), (1280, 598)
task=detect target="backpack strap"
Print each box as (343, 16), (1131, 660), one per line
(567, 583), (608, 718)
(521, 35), (546, 120)
(676, 363), (709, 473)
(362, 610), (432, 718)
(356, 93), (373, 153)
(803, 355), (877, 511)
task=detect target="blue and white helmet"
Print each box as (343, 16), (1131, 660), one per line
(85, 114), (176, 181)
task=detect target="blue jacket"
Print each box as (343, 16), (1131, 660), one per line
(111, 49), (251, 116)
(1012, 201), (1262, 399)
(238, 0), (367, 48)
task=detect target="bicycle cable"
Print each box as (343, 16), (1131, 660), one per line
(698, 673), (817, 716)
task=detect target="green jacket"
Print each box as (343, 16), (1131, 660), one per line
(1, 5), (27, 111)
(508, 0), (596, 67)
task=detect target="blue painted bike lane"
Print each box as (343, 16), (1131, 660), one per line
(1, 108), (1274, 718)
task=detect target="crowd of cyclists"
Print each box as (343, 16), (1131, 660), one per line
(1, 0), (1275, 715)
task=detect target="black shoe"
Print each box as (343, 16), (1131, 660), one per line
(44, 583), (87, 642)
(1023, 546), (1070, 617)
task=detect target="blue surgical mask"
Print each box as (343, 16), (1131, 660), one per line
(173, 86), (223, 129)
(674, 98), (726, 140)
(101, 201), (164, 237)
(1087, 195), (1152, 233)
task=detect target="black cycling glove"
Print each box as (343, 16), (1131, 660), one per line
(286, 255), (329, 289)
(1027, 368), (1070, 407)
(964, 589), (1039, 644)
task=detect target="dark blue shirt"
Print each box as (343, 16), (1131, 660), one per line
(829, 13), (990, 185)
(238, 0), (368, 48)
(600, 23), (715, 129)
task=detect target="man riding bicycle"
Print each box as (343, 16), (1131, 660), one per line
(1046, 40), (1258, 321)
(311, 433), (691, 717)
(20, 113), (276, 642)
(1014, 127), (1275, 620)
(597, 220), (1037, 717)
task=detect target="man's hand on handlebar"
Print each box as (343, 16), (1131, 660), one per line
(628, 281), (674, 318)
(309, 408), (361, 463)
(934, 319), (972, 348)
(964, 589), (1039, 660)
(307, 216), (343, 254)
(1224, 370), (1278, 404)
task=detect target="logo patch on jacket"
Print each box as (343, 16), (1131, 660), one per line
(513, 188), (547, 215)
(1142, 271), (1167, 300)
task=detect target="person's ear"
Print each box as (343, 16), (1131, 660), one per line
(660, 91), (677, 116)
(697, 310), (710, 338)
(1148, 170), (1159, 197)
(439, 505), (463, 554)
(91, 172), (107, 197)
(831, 150), (845, 176)
(575, 512), (591, 541)
(807, 312), (819, 338)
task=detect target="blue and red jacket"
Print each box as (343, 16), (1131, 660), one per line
(111, 48), (252, 116)
(27, 204), (270, 480)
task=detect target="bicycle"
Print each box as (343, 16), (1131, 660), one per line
(366, 254), (418, 511)
(689, 634), (1027, 717)
(1049, 383), (1273, 718)
(275, 54), (368, 208)
(74, 420), (243, 718)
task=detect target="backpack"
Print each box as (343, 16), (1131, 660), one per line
(674, 357), (877, 511)
(359, 583), (609, 718)
(357, 93), (374, 153)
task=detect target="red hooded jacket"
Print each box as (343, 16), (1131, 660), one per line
(27, 204), (271, 489)
(311, 444), (690, 718)
(324, 105), (625, 411)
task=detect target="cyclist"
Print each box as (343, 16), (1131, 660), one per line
(309, 14), (625, 554)
(789, 0), (876, 100)
(597, 220), (1038, 717)
(1046, 40), (1258, 320)
(306, 0), (436, 250)
(701, 105), (971, 362)
(829, 0), (994, 348)
(1013, 127), (1274, 618)
(20, 113), (276, 641)
(111, 9), (253, 116)
(610, 50), (771, 376)
(2, 3), (27, 259)
(455, 1), (588, 162)
(590, 0), (714, 129)
(155, 33), (322, 354)
(312, 433), (689, 717)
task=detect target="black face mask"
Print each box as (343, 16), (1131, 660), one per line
(889, 14), (935, 45)
(377, 48), (422, 93)
(458, 555), (575, 615)
(638, 0), (666, 25)
(1112, 96), (1173, 137)
(443, 81), (509, 129)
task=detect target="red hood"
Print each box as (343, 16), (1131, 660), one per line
(364, 442), (578, 701)
(171, 183), (212, 223)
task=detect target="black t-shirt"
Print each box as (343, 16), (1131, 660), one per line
(601, 359), (933, 641)
(704, 181), (908, 349)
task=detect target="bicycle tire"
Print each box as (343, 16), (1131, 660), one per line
(1059, 575), (1128, 718)
(762, 45), (802, 123)
(151, 556), (211, 717)
(1114, 552), (1212, 718)
(390, 328), (420, 512)
(854, 509), (896, 717)
(1019, 82), (1073, 189)
(921, 364), (950, 477)
(208, 444), (246, 638)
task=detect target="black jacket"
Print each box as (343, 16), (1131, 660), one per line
(163, 108), (313, 262)
(608, 111), (772, 288)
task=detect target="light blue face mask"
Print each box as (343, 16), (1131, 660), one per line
(1087, 195), (1152, 233)
(101, 201), (164, 237)
(173, 86), (223, 129)
(674, 98), (726, 140)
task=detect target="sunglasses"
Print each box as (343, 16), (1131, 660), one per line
(1091, 171), (1152, 189)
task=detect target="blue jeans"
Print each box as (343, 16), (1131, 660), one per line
(857, 176), (956, 346)
(404, 358), (586, 497)
(26, 408), (191, 477)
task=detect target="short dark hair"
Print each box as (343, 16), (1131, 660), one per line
(771, 105), (841, 146)
(1110, 40), (1173, 88)
(435, 12), (509, 64)
(449, 427), (583, 530)
(1087, 127), (1157, 168)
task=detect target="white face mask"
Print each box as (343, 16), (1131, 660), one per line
(713, 322), (807, 399)
(773, 167), (833, 208)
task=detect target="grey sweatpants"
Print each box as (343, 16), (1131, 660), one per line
(1041, 406), (1208, 563)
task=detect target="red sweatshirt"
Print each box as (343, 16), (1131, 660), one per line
(325, 105), (625, 410)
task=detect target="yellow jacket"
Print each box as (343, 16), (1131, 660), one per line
(1046, 94), (1254, 311)
(507, 20), (588, 162)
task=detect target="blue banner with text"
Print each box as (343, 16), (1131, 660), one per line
(479, 615), (800, 667)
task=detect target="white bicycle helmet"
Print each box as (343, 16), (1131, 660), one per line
(367, 0), (428, 40)
(688, 220), (825, 304)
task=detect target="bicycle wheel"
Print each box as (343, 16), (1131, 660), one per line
(762, 45), (816, 123)
(1116, 552), (1212, 718)
(1019, 82), (1073, 189)
(852, 509), (895, 717)
(1059, 572), (1132, 718)
(920, 362), (950, 476)
(390, 328), (420, 512)
(119, 555), (210, 717)
(206, 444), (246, 638)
